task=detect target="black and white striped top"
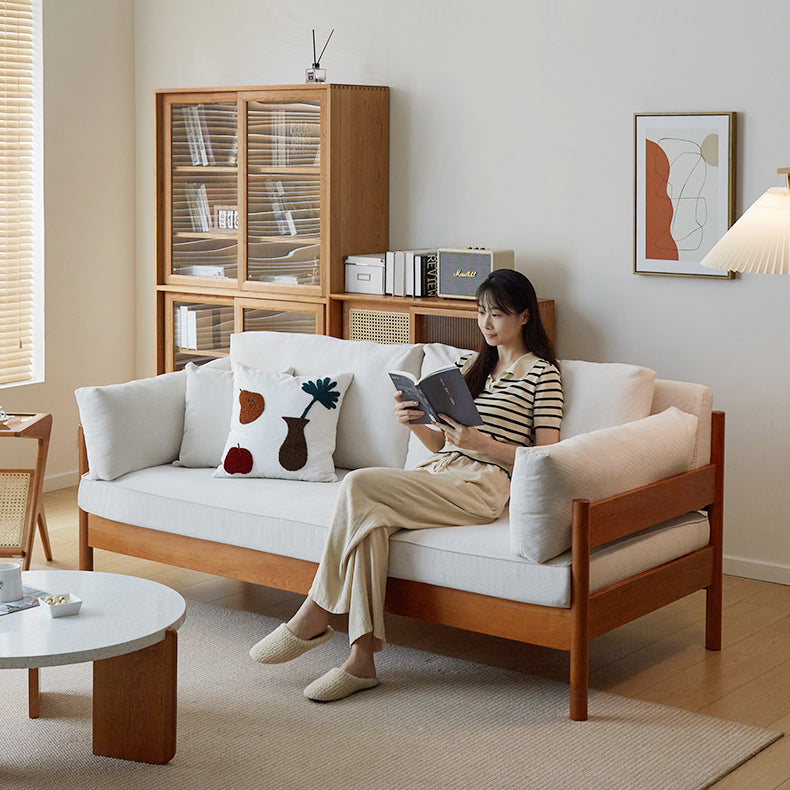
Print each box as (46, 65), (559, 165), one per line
(438, 352), (563, 472)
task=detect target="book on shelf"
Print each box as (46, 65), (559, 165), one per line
(385, 251), (395, 295)
(177, 305), (234, 351)
(393, 250), (406, 296)
(383, 248), (439, 297)
(182, 106), (208, 166)
(405, 249), (437, 297)
(227, 135), (238, 166)
(197, 105), (215, 165)
(185, 183), (211, 232)
(389, 365), (483, 427)
(415, 251), (438, 297)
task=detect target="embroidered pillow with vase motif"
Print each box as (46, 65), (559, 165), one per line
(214, 362), (353, 482)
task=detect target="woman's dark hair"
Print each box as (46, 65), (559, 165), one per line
(463, 269), (558, 398)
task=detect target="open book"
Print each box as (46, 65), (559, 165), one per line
(389, 365), (484, 427)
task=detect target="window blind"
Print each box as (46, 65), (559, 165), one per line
(0, 0), (42, 387)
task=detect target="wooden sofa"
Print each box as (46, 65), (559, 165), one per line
(77, 411), (723, 721)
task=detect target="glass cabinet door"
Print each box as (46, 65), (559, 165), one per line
(168, 297), (235, 370)
(246, 99), (322, 287)
(241, 301), (323, 335)
(170, 102), (239, 280)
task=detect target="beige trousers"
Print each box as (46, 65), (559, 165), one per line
(308, 452), (511, 647)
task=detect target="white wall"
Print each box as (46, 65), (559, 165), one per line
(0, 0), (136, 488)
(139, 0), (789, 583)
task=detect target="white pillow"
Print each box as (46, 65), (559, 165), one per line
(214, 363), (353, 482)
(177, 363), (234, 468)
(177, 361), (295, 468)
(509, 407), (698, 563)
(558, 360), (656, 439)
(75, 371), (186, 481)
(231, 332), (424, 469)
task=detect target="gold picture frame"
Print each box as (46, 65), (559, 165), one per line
(634, 112), (736, 278)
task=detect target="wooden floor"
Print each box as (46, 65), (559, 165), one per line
(30, 487), (790, 788)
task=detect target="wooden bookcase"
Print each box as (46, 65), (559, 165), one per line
(155, 83), (555, 371)
(155, 83), (390, 372)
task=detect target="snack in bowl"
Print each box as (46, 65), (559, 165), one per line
(39, 593), (82, 617)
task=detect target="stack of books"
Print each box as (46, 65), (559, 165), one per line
(384, 249), (438, 297)
(176, 305), (234, 351)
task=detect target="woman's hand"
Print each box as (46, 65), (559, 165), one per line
(393, 392), (446, 454)
(393, 391), (425, 425)
(434, 414), (487, 452)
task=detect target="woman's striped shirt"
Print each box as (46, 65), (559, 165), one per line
(438, 351), (563, 472)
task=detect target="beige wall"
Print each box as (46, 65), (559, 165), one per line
(132, 0), (790, 583)
(0, 0), (137, 486)
(10, 1), (788, 584)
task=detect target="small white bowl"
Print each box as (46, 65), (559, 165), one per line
(39, 593), (82, 617)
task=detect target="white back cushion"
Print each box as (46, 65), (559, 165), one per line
(559, 360), (656, 439)
(510, 406), (698, 563)
(76, 371), (186, 481)
(651, 379), (713, 468)
(231, 332), (424, 469)
(177, 363), (234, 468)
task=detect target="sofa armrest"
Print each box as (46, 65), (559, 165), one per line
(75, 371), (186, 481)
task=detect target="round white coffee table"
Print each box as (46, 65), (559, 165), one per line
(0, 570), (186, 764)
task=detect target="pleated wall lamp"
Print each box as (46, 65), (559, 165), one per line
(701, 168), (790, 275)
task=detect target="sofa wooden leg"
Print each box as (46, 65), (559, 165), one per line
(569, 644), (589, 721)
(705, 581), (722, 651)
(79, 509), (93, 571)
(570, 499), (590, 721)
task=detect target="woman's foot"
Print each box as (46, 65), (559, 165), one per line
(304, 668), (380, 702)
(340, 632), (378, 679)
(249, 623), (334, 664)
(286, 597), (331, 641)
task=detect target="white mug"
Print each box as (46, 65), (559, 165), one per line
(0, 562), (23, 602)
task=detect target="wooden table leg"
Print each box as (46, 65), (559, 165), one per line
(92, 629), (177, 764)
(36, 509), (53, 562)
(28, 667), (40, 718)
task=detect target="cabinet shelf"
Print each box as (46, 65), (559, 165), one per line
(248, 166), (321, 176)
(172, 166), (238, 175)
(173, 232), (238, 240)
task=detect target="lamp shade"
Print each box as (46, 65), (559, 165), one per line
(701, 187), (790, 274)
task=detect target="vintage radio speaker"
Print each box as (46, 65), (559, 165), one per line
(348, 308), (410, 344)
(437, 248), (514, 299)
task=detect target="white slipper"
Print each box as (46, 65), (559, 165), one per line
(304, 667), (380, 702)
(249, 623), (334, 664)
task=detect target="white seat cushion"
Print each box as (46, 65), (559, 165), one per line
(78, 466), (709, 608)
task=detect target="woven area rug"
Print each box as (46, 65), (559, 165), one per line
(0, 600), (780, 790)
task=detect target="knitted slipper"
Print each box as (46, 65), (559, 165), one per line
(304, 667), (380, 702)
(249, 623), (334, 664)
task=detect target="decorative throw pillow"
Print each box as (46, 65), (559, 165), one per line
(214, 363), (353, 482)
(177, 361), (295, 468)
(75, 371), (186, 481)
(509, 406), (698, 563)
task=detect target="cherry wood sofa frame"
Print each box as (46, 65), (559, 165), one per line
(77, 411), (724, 721)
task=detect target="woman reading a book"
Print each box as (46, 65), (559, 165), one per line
(250, 269), (563, 701)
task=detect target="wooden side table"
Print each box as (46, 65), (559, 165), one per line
(0, 413), (53, 570)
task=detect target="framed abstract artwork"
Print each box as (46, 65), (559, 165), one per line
(634, 112), (736, 278)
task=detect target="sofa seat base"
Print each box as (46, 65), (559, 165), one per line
(78, 465), (710, 609)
